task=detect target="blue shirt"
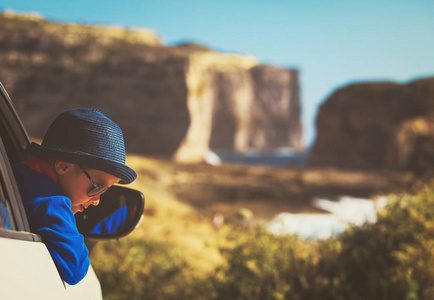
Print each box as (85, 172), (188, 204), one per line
(12, 164), (90, 285)
(91, 205), (129, 234)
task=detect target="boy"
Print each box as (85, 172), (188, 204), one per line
(13, 108), (136, 285)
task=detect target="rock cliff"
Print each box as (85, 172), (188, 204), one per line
(209, 65), (301, 152)
(309, 77), (434, 173)
(0, 12), (302, 162)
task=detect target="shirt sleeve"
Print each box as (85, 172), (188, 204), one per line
(27, 196), (90, 285)
(91, 205), (128, 234)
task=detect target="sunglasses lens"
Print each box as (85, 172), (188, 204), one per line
(87, 185), (108, 197)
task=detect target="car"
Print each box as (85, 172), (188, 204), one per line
(0, 82), (145, 299)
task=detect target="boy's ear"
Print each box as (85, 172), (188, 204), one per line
(54, 160), (75, 175)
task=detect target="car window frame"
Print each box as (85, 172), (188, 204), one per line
(0, 82), (39, 241)
(0, 136), (40, 241)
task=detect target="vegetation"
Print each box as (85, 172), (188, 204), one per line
(91, 181), (434, 300)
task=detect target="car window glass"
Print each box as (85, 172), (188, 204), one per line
(0, 134), (16, 231)
(0, 178), (13, 230)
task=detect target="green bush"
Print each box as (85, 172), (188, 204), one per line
(335, 185), (434, 300)
(212, 228), (342, 300)
(212, 185), (434, 300)
(90, 238), (208, 300)
(92, 184), (434, 299)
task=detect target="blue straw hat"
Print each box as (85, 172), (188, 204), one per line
(30, 108), (137, 184)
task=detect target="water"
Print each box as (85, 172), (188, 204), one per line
(205, 148), (309, 168)
(205, 149), (388, 240)
(267, 196), (388, 240)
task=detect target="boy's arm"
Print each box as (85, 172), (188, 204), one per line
(28, 196), (90, 285)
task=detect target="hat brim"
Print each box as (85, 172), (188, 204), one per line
(29, 142), (137, 184)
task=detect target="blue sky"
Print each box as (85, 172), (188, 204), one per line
(2, 0), (434, 146)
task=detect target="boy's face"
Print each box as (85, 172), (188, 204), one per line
(54, 161), (120, 214)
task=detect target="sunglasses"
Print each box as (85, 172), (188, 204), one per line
(79, 166), (109, 197)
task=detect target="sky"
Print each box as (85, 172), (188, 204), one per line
(2, 0), (434, 147)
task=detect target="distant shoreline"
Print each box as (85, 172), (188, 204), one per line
(208, 148), (310, 168)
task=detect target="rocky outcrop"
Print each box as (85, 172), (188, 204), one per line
(0, 13), (302, 162)
(249, 66), (302, 151)
(208, 66), (302, 152)
(309, 77), (434, 173)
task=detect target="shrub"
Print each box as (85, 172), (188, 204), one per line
(91, 237), (212, 300)
(211, 184), (434, 299)
(91, 184), (434, 299)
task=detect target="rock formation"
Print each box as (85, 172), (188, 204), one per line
(0, 12), (302, 162)
(209, 65), (302, 152)
(309, 77), (434, 173)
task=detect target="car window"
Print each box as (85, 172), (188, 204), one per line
(0, 135), (40, 242)
(0, 136), (15, 231)
(0, 82), (33, 235)
(0, 193), (13, 230)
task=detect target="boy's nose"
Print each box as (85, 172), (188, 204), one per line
(91, 198), (100, 206)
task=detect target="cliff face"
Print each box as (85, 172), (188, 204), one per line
(249, 66), (302, 151)
(0, 13), (302, 162)
(309, 77), (434, 173)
